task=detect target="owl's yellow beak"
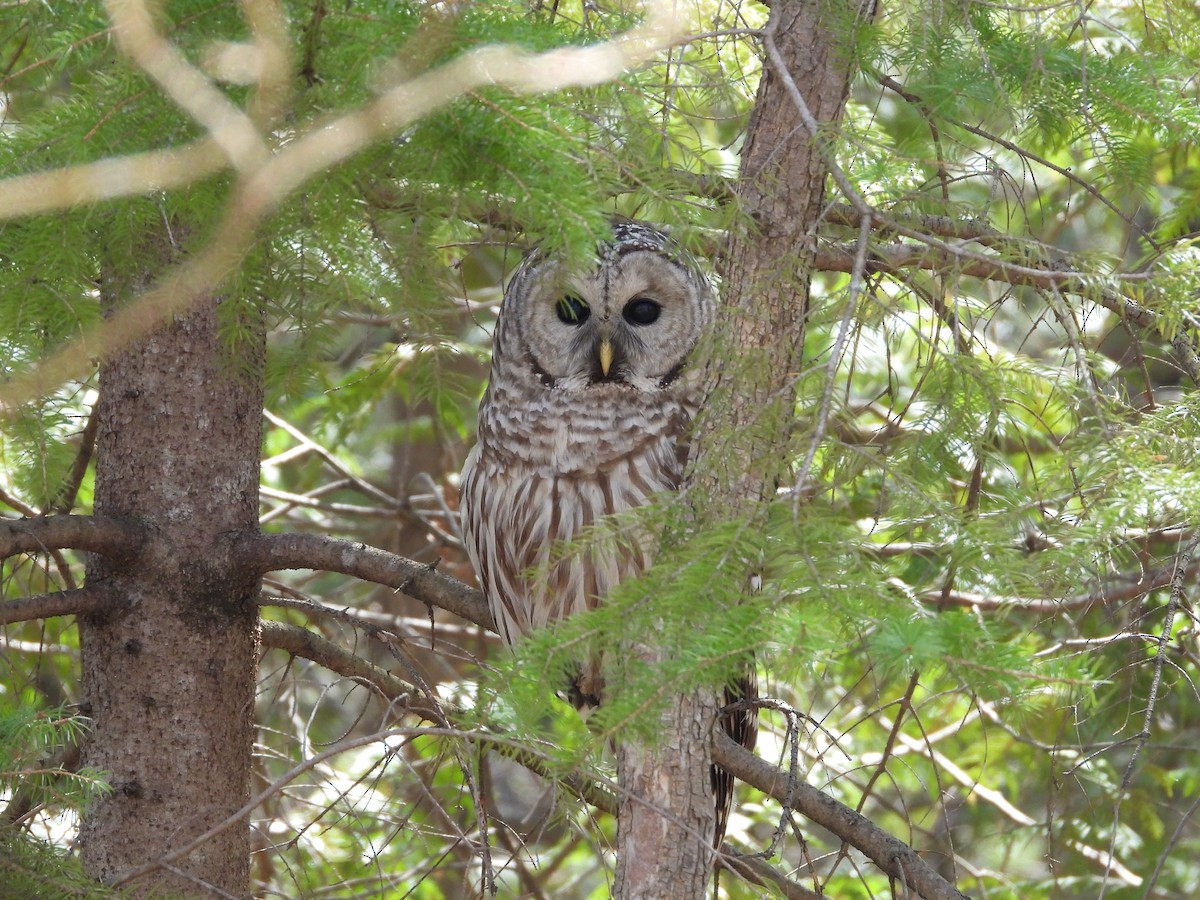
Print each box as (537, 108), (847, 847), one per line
(598, 339), (614, 377)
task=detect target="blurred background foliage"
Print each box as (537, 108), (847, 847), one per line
(2, 0), (1200, 896)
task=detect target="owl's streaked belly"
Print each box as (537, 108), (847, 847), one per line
(460, 432), (678, 649)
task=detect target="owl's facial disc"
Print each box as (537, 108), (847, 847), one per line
(515, 248), (703, 391)
(543, 286), (632, 385)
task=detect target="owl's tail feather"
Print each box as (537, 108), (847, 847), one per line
(567, 660), (758, 852)
(567, 668), (604, 710)
(714, 666), (759, 849)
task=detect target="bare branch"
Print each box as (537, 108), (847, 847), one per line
(721, 849), (826, 899)
(0, 514), (148, 562)
(0, 585), (115, 625)
(238, 531), (491, 629)
(824, 202), (1002, 245)
(48, 408), (100, 515)
(712, 731), (969, 900)
(917, 559), (1200, 614)
(261, 619), (825, 899)
(877, 75), (1159, 252)
(812, 241), (1200, 383)
(259, 618), (442, 718)
(1107, 536), (1200, 885)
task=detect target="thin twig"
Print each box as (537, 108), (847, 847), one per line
(1102, 536), (1199, 898)
(792, 214), (871, 517)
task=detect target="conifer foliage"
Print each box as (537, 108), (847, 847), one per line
(2, 0), (1199, 896)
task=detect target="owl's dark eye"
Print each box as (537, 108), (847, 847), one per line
(555, 295), (591, 325)
(623, 297), (661, 326)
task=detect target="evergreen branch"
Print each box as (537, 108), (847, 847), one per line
(812, 241), (1200, 383)
(1, 734), (83, 827)
(0, 1), (293, 216)
(0, 5), (686, 411)
(104, 0), (271, 173)
(0, 515), (148, 563)
(876, 75), (1159, 252)
(238, 531), (491, 630)
(0, 586), (113, 625)
(711, 731), (969, 900)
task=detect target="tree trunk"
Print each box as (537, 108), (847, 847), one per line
(612, 0), (869, 894)
(613, 681), (720, 897)
(79, 273), (264, 894)
(703, 0), (870, 500)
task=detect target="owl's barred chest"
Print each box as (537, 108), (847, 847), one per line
(477, 383), (689, 479)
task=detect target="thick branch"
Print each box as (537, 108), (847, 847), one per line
(712, 732), (969, 900)
(0, 515), (148, 562)
(238, 531), (491, 630)
(0, 586), (115, 625)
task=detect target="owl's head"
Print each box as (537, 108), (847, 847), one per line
(493, 221), (716, 395)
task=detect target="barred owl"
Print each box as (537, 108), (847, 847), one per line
(460, 220), (756, 848)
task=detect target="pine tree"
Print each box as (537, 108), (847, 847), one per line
(2, 0), (1199, 896)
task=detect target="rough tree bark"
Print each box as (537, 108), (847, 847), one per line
(78, 254), (264, 894)
(615, 0), (872, 894)
(703, 0), (872, 498)
(613, 685), (720, 897)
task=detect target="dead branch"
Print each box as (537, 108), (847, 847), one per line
(0, 515), (148, 562)
(712, 731), (969, 900)
(0, 585), (115, 625)
(812, 241), (1200, 383)
(239, 531), (490, 629)
(259, 619), (823, 899)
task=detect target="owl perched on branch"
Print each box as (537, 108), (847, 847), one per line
(460, 220), (756, 848)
